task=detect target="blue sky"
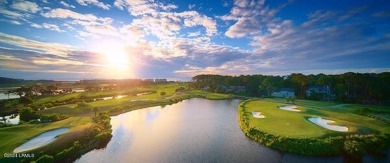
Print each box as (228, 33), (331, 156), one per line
(0, 0), (389, 80)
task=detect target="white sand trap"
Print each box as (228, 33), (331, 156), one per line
(252, 112), (265, 118)
(308, 117), (348, 132)
(14, 128), (69, 153)
(279, 105), (301, 112)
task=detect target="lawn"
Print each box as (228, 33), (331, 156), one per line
(187, 90), (232, 99)
(244, 99), (390, 138)
(0, 117), (91, 158)
(39, 84), (187, 115)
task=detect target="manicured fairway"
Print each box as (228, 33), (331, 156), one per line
(244, 99), (390, 138)
(0, 117), (91, 158)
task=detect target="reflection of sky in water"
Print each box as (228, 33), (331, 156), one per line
(0, 93), (20, 100)
(1, 114), (20, 125)
(145, 107), (160, 122)
(76, 99), (344, 163)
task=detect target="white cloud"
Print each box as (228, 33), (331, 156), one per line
(76, 0), (111, 10)
(42, 23), (65, 32)
(188, 31), (201, 37)
(0, 8), (24, 19)
(60, 1), (76, 8)
(114, 0), (177, 16)
(0, 19), (22, 25)
(42, 8), (99, 21)
(222, 0), (284, 38)
(31, 23), (65, 33)
(0, 32), (72, 56)
(10, 1), (40, 13)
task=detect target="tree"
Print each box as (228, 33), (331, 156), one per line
(290, 73), (308, 97)
(160, 92), (166, 96)
(175, 87), (185, 93)
(20, 107), (39, 122)
(259, 77), (274, 96)
(74, 102), (93, 113)
(19, 96), (33, 106)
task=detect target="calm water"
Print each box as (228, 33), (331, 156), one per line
(76, 98), (343, 163)
(0, 93), (20, 100)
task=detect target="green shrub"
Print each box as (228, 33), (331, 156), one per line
(74, 102), (93, 113)
(20, 107), (39, 122)
(344, 140), (365, 159)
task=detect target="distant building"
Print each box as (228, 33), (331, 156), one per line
(271, 88), (295, 97)
(154, 79), (168, 83)
(144, 79), (154, 82)
(306, 85), (331, 96)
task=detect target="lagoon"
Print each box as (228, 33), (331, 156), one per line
(76, 98), (343, 163)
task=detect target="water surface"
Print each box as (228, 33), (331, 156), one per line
(77, 99), (343, 163)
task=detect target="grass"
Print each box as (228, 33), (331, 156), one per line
(0, 117), (91, 158)
(186, 90), (232, 99)
(38, 84), (187, 115)
(244, 99), (390, 138)
(245, 100), (325, 137)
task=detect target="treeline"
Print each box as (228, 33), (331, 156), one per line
(190, 72), (390, 104)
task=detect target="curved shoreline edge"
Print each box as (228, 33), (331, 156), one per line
(237, 99), (390, 159)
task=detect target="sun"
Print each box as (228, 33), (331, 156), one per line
(89, 40), (135, 79)
(105, 46), (129, 70)
(93, 41), (131, 70)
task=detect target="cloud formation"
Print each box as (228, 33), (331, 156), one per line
(0, 0), (388, 80)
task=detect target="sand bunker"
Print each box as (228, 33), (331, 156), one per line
(14, 128), (69, 153)
(308, 117), (348, 132)
(278, 105), (301, 112)
(252, 112), (265, 118)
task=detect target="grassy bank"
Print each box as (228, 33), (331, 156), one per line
(238, 99), (390, 158)
(0, 117), (91, 159)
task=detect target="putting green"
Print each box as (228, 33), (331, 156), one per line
(244, 99), (390, 138)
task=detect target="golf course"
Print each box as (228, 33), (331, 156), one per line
(239, 98), (390, 157)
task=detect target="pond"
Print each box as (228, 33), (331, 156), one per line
(76, 98), (343, 163)
(0, 93), (20, 100)
(0, 114), (20, 125)
(14, 128), (69, 153)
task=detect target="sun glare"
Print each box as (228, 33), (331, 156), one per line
(105, 47), (129, 70)
(92, 41), (131, 69)
(91, 41), (134, 78)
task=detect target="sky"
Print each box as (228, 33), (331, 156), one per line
(0, 0), (389, 80)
